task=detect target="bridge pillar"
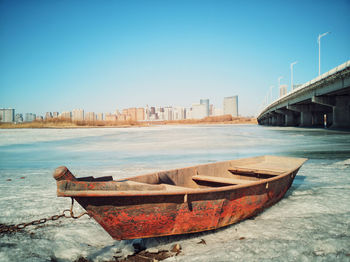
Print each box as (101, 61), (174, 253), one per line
(275, 110), (286, 126)
(326, 112), (333, 127)
(275, 109), (297, 126)
(312, 113), (324, 127)
(277, 114), (284, 126)
(300, 111), (312, 127)
(287, 105), (310, 127)
(285, 111), (297, 126)
(271, 115), (277, 126)
(332, 96), (350, 128)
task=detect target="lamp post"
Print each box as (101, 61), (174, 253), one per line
(290, 61), (298, 91)
(269, 85), (274, 103)
(318, 32), (330, 76)
(277, 76), (283, 98)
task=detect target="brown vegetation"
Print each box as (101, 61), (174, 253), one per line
(152, 115), (257, 125)
(0, 115), (257, 129)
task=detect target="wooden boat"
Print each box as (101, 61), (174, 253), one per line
(53, 155), (307, 240)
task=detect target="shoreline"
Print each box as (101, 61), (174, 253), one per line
(0, 117), (257, 129)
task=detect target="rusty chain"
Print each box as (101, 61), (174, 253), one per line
(0, 198), (88, 234)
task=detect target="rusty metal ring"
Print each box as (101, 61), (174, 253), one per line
(16, 223), (26, 229)
(39, 219), (47, 224)
(51, 215), (59, 221)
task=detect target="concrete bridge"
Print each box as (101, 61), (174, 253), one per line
(257, 60), (350, 129)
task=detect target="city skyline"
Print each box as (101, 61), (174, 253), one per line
(1, 1), (349, 116)
(1, 95), (240, 123)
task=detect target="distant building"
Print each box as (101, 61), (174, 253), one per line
(0, 108), (15, 123)
(25, 113), (36, 122)
(144, 106), (151, 121)
(96, 113), (103, 121)
(128, 108), (137, 121)
(209, 104), (214, 116)
(15, 113), (23, 123)
(36, 116), (43, 121)
(85, 112), (96, 121)
(279, 84), (288, 97)
(136, 108), (145, 121)
(200, 99), (209, 117)
(173, 107), (185, 120)
(105, 113), (117, 121)
(59, 111), (71, 120)
(185, 108), (192, 119)
(121, 108), (144, 121)
(161, 107), (171, 121)
(223, 96), (238, 117)
(72, 109), (84, 121)
(45, 112), (53, 120)
(52, 112), (59, 118)
(149, 114), (158, 121)
(191, 104), (207, 119)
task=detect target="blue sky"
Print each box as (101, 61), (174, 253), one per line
(1, 0), (349, 116)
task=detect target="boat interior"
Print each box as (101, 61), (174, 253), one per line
(72, 155), (305, 192)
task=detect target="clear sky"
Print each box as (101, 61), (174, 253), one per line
(1, 0), (349, 116)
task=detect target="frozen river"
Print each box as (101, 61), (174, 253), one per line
(0, 125), (349, 261)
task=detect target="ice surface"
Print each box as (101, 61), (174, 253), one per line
(1, 125), (350, 261)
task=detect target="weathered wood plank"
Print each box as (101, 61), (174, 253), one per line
(192, 175), (254, 185)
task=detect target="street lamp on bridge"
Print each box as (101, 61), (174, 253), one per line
(278, 76), (283, 88)
(290, 61), (298, 91)
(278, 76), (283, 98)
(269, 85), (275, 103)
(318, 32), (330, 76)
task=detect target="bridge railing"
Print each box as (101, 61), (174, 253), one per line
(258, 60), (350, 118)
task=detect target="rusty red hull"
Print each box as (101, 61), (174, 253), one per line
(53, 156), (307, 240)
(77, 173), (295, 239)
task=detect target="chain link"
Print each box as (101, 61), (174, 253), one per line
(0, 198), (89, 234)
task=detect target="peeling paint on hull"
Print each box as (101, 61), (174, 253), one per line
(54, 156), (306, 240)
(75, 172), (295, 240)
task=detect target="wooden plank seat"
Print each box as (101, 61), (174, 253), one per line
(160, 184), (192, 191)
(120, 180), (191, 191)
(192, 175), (254, 186)
(228, 167), (283, 177)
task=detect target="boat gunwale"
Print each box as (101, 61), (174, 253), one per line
(57, 156), (307, 197)
(57, 171), (288, 197)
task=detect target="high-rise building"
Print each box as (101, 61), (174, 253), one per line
(25, 113), (36, 122)
(15, 113), (23, 123)
(279, 85), (287, 97)
(105, 113), (117, 121)
(144, 106), (151, 121)
(72, 109), (84, 121)
(191, 104), (207, 119)
(96, 113), (103, 121)
(163, 107), (173, 121)
(223, 96), (238, 117)
(155, 107), (164, 120)
(59, 111), (71, 120)
(52, 112), (59, 118)
(136, 108), (145, 121)
(122, 108), (137, 121)
(173, 107), (185, 120)
(200, 99), (209, 117)
(85, 112), (96, 121)
(0, 108), (15, 123)
(45, 112), (53, 120)
(209, 104), (214, 116)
